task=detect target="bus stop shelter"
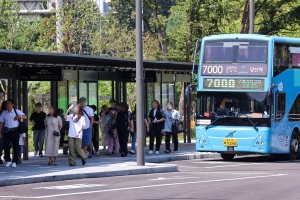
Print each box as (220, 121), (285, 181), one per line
(0, 49), (197, 160)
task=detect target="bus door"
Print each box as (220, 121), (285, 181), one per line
(271, 92), (289, 153)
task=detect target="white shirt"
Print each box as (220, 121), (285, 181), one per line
(66, 114), (86, 138)
(0, 109), (25, 128)
(82, 106), (93, 130)
(19, 133), (26, 145)
(153, 109), (157, 122)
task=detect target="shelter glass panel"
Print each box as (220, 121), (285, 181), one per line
(79, 81), (88, 100)
(58, 81), (68, 114)
(89, 82), (97, 108)
(69, 80), (78, 105)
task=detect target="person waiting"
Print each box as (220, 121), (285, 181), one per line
(0, 99), (27, 168)
(164, 102), (180, 154)
(148, 100), (166, 155)
(65, 104), (87, 166)
(29, 102), (46, 157)
(45, 106), (62, 166)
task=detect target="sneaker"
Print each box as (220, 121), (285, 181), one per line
(155, 151), (159, 155)
(129, 150), (135, 154)
(34, 151), (38, 156)
(86, 152), (91, 158)
(5, 161), (12, 167)
(94, 151), (99, 156)
(39, 154), (43, 157)
(121, 152), (126, 157)
(148, 150), (153, 155)
(11, 162), (17, 168)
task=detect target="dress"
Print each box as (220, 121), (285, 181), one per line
(101, 114), (109, 146)
(45, 116), (62, 157)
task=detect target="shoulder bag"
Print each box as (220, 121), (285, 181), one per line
(50, 117), (60, 137)
(14, 109), (28, 134)
(172, 120), (184, 134)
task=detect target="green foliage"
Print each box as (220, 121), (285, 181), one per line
(28, 95), (36, 116)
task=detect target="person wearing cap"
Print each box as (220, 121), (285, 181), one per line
(79, 97), (94, 158)
(29, 102), (46, 157)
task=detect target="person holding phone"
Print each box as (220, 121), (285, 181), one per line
(65, 104), (87, 166)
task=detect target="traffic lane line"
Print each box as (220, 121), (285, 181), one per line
(0, 174), (286, 199)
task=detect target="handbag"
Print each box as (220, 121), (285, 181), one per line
(172, 120), (184, 134)
(53, 131), (60, 137)
(14, 109), (28, 134)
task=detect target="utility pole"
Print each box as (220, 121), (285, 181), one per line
(249, 0), (254, 34)
(56, 0), (63, 52)
(136, 0), (145, 166)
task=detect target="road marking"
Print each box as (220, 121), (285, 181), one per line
(33, 184), (107, 190)
(14, 171), (27, 173)
(0, 174), (286, 199)
(201, 163), (262, 169)
(183, 171), (270, 175)
(0, 172), (6, 174)
(149, 177), (199, 181)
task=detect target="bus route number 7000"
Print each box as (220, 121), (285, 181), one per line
(202, 66), (223, 74)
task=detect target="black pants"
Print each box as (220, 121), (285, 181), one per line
(4, 129), (19, 163)
(149, 128), (162, 151)
(165, 131), (178, 152)
(92, 130), (99, 152)
(118, 130), (129, 154)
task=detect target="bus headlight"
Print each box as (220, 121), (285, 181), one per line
(259, 135), (262, 139)
(261, 141), (264, 145)
(256, 141), (259, 145)
(203, 140), (206, 143)
(199, 140), (202, 143)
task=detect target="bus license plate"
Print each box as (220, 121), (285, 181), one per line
(223, 139), (237, 146)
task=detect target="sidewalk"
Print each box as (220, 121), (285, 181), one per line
(0, 142), (220, 186)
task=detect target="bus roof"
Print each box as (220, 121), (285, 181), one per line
(202, 34), (300, 44)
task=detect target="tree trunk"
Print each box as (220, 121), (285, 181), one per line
(240, 0), (249, 33)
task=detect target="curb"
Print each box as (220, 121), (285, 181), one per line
(145, 153), (221, 163)
(0, 164), (178, 187)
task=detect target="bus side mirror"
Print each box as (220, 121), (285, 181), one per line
(185, 84), (197, 105)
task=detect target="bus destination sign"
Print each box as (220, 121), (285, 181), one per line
(201, 63), (268, 76)
(203, 78), (264, 90)
(20, 67), (62, 81)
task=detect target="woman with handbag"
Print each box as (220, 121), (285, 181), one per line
(164, 102), (180, 154)
(45, 106), (62, 166)
(148, 100), (166, 155)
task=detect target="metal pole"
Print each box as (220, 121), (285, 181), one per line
(183, 83), (187, 143)
(249, 0), (254, 34)
(136, 0), (145, 166)
(22, 81), (29, 160)
(122, 82), (127, 103)
(51, 81), (58, 107)
(116, 81), (121, 103)
(18, 81), (22, 109)
(56, 0), (63, 52)
(100, 12), (102, 56)
(111, 81), (115, 100)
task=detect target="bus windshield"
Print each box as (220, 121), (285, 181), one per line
(203, 39), (268, 64)
(196, 91), (271, 127)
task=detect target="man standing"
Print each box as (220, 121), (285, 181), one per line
(79, 97), (94, 158)
(29, 103), (46, 157)
(0, 99), (27, 168)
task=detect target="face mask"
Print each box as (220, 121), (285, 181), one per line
(167, 105), (172, 110)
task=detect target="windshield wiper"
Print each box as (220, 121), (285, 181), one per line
(205, 117), (223, 130)
(247, 116), (258, 131)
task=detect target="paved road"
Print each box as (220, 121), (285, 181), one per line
(0, 155), (299, 200)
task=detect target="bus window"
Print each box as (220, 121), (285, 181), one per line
(288, 93), (300, 121)
(276, 92), (285, 122)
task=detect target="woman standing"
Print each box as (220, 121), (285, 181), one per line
(164, 102), (180, 154)
(45, 106), (62, 166)
(100, 105), (109, 150)
(65, 104), (86, 166)
(148, 100), (166, 155)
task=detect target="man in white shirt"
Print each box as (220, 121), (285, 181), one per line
(79, 97), (94, 158)
(0, 99), (27, 168)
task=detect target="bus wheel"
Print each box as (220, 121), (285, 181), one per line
(221, 154), (235, 161)
(286, 131), (300, 160)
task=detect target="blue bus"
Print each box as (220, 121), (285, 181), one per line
(186, 34), (300, 160)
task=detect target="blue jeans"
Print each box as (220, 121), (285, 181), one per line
(33, 129), (45, 155)
(82, 128), (91, 146)
(19, 145), (23, 154)
(130, 131), (136, 151)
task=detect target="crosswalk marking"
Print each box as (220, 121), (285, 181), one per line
(33, 184), (107, 190)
